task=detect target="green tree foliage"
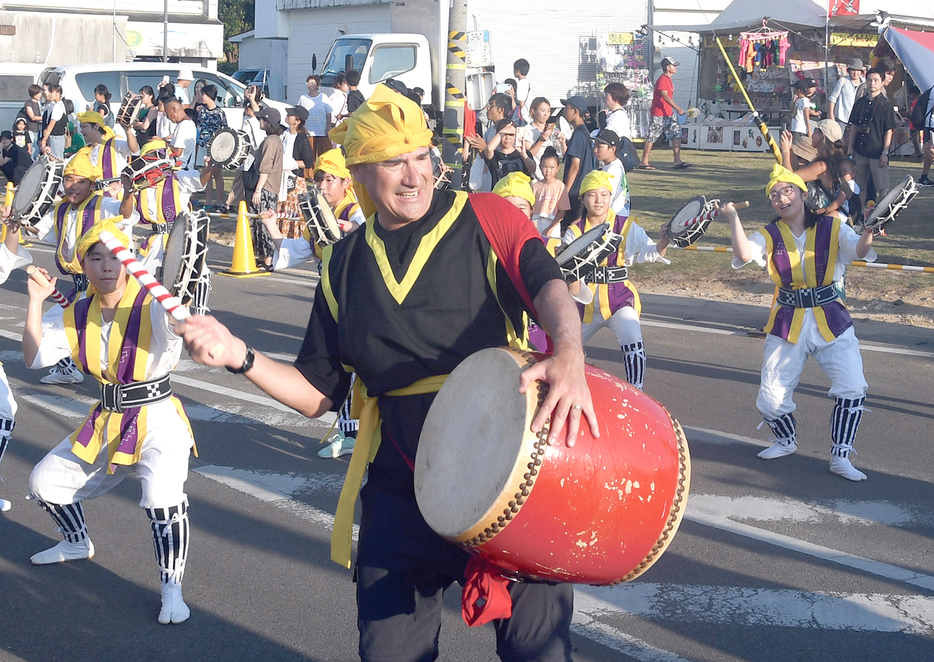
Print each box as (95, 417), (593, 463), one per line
(219, 0), (255, 67)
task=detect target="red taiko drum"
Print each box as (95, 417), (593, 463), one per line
(414, 347), (690, 585)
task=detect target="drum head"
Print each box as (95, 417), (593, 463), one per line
(12, 159), (51, 215)
(208, 130), (237, 163)
(666, 196), (706, 237)
(555, 223), (609, 267)
(416, 348), (538, 540)
(866, 175), (915, 226)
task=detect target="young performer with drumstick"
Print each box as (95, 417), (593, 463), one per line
(180, 83), (597, 661)
(19, 150), (138, 384)
(23, 219), (198, 623)
(722, 163), (875, 481)
(563, 169), (670, 390)
(76, 110), (136, 198)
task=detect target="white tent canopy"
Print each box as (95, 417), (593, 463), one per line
(648, 0), (828, 34)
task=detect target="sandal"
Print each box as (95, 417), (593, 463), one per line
(637, 164), (656, 170)
(673, 162), (692, 170)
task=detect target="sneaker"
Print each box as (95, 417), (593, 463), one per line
(31, 538), (95, 565)
(830, 456), (867, 482)
(918, 175), (934, 188)
(317, 431), (356, 458)
(40, 364), (85, 385)
(757, 439), (797, 460)
(158, 582), (191, 625)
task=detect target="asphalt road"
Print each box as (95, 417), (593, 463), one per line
(1, 239), (932, 661)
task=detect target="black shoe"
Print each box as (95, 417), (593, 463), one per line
(918, 175), (934, 188)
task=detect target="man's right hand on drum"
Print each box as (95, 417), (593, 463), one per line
(519, 279), (600, 448)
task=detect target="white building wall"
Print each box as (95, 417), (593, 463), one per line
(284, 3), (390, 103)
(463, 0), (650, 107)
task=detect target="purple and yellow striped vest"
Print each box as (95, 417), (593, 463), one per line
(53, 192), (105, 275)
(567, 212), (638, 324)
(759, 216), (852, 344)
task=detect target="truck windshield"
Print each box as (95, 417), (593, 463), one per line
(321, 38), (371, 85)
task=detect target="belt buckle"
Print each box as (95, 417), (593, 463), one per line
(798, 289), (816, 308)
(101, 382), (123, 413)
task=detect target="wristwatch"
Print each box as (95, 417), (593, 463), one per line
(226, 345), (255, 374)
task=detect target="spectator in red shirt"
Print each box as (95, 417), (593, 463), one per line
(641, 57), (690, 170)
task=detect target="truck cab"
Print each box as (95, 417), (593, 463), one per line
(320, 33), (432, 106)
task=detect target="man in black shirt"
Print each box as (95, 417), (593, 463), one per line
(179, 83), (597, 662)
(561, 95), (595, 226)
(847, 67), (897, 207)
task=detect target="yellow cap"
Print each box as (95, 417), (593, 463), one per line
(141, 138), (169, 156)
(76, 219), (129, 260)
(579, 169), (614, 197)
(766, 163), (807, 197)
(314, 148), (351, 179)
(64, 149), (101, 182)
(492, 172), (535, 206)
(76, 111), (116, 140)
(329, 84), (433, 167)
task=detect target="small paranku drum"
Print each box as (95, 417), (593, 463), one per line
(415, 347), (690, 585)
(207, 128), (251, 170)
(665, 195), (717, 248)
(863, 175), (917, 234)
(116, 92), (144, 127)
(554, 223), (621, 284)
(299, 185), (342, 246)
(123, 151), (178, 192)
(10, 156), (64, 230)
(159, 210), (209, 305)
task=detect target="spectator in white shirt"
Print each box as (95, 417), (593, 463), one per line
(513, 58), (531, 124)
(298, 74), (333, 164)
(603, 83), (633, 141)
(829, 59), (864, 136)
(593, 129), (630, 217)
(176, 68), (194, 106)
(329, 71), (350, 125)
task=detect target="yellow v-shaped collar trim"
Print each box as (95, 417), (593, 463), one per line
(364, 191), (468, 305)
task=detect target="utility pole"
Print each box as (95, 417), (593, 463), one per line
(442, 0), (467, 190)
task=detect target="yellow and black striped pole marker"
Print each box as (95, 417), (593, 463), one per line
(442, 27), (467, 188)
(715, 36), (783, 164)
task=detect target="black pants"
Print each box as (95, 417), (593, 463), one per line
(356, 479), (574, 662)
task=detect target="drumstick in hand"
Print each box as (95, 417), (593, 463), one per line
(25, 265), (71, 309)
(97, 230), (226, 359)
(685, 200), (750, 227)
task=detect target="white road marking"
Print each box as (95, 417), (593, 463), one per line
(689, 494), (917, 527)
(571, 608), (693, 662)
(193, 465), (357, 540)
(576, 583), (934, 634)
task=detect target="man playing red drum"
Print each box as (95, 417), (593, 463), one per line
(179, 83), (598, 661)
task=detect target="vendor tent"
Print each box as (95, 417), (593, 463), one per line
(649, 0), (827, 34)
(883, 26), (934, 92)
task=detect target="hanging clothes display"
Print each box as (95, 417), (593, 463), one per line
(738, 28), (790, 70)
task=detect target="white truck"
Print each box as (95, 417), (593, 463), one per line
(315, 0), (494, 130)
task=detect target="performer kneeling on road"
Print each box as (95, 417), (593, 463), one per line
(23, 220), (197, 623)
(563, 170), (670, 390)
(723, 163), (876, 482)
(180, 83), (599, 661)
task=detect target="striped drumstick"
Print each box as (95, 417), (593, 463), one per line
(684, 200), (750, 228)
(97, 230), (226, 358)
(25, 265), (71, 309)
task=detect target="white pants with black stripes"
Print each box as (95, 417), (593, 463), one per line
(581, 301), (646, 390)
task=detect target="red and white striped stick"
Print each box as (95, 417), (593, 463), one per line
(98, 230), (189, 322)
(680, 200), (750, 228)
(26, 265), (71, 309)
(98, 230), (226, 358)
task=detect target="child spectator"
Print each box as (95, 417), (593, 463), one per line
(531, 147), (570, 240)
(346, 70), (365, 114)
(513, 58), (531, 123)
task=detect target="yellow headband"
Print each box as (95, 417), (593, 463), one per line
(492, 172), (535, 206)
(76, 111), (116, 140)
(766, 163), (807, 197)
(76, 219), (129, 260)
(329, 84), (433, 167)
(579, 170), (614, 197)
(314, 148), (351, 179)
(64, 149), (101, 182)
(141, 138), (168, 156)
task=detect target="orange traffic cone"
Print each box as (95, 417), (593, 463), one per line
(221, 201), (270, 278)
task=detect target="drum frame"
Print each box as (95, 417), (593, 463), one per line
(116, 92), (144, 127)
(666, 195), (717, 248)
(863, 175), (918, 233)
(10, 156), (64, 229)
(123, 153), (178, 192)
(160, 210), (209, 305)
(555, 223), (620, 283)
(299, 186), (342, 246)
(207, 128), (251, 170)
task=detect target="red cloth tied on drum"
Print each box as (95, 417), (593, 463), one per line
(462, 556), (513, 626)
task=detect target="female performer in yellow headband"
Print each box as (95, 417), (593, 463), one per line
(22, 220), (199, 623)
(562, 169), (670, 390)
(724, 163), (876, 481)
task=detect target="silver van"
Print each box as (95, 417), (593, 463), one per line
(37, 63), (289, 129)
(0, 64), (46, 131)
